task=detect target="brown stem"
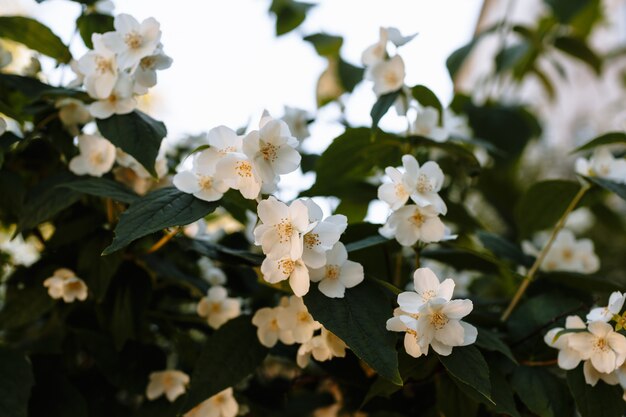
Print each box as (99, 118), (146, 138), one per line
(145, 227), (180, 254)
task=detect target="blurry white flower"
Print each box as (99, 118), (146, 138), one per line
(261, 255), (310, 297)
(43, 268), (88, 303)
(587, 292), (626, 323)
(133, 45), (172, 90)
(379, 204), (446, 247)
(254, 197), (311, 260)
(367, 55), (405, 96)
(276, 295), (321, 343)
(67, 59), (85, 89)
(0, 232), (40, 267)
(93, 0), (114, 14)
(411, 107), (448, 142)
(252, 305), (288, 348)
(197, 258), (227, 286)
(282, 106), (311, 142)
(244, 210), (258, 245)
(102, 14), (162, 70)
(544, 315), (587, 370)
(173, 148), (229, 202)
(575, 147), (626, 184)
(78, 34), (118, 99)
(301, 199), (347, 268)
(116, 147), (168, 179)
(564, 207), (595, 234)
(55, 98), (91, 134)
(384, 27), (418, 47)
(0, 118), (6, 136)
(444, 109), (472, 138)
(69, 134), (116, 177)
(215, 153), (262, 200)
(569, 321), (626, 374)
(296, 328), (347, 368)
(88, 74), (137, 119)
(361, 27), (388, 67)
(184, 388), (238, 417)
(524, 229), (600, 274)
(309, 242), (364, 298)
(196, 286), (241, 329)
(146, 370), (190, 402)
(0, 44), (12, 69)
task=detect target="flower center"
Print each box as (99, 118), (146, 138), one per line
(297, 311), (310, 323)
(278, 259), (295, 276)
(235, 161), (253, 178)
(410, 210), (425, 227)
(209, 301), (222, 314)
(384, 70), (399, 86)
(124, 31), (143, 49)
(140, 56), (156, 69)
(594, 337), (610, 352)
(90, 152), (106, 166)
(276, 219), (294, 242)
(198, 175), (213, 190)
(421, 289), (436, 302)
(260, 142), (278, 162)
(95, 56), (114, 74)
(395, 183), (408, 198)
(304, 233), (320, 249)
(562, 248), (574, 261)
(325, 265), (340, 280)
(430, 311), (448, 330)
(416, 174), (433, 193)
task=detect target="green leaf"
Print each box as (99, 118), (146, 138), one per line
(0, 267), (55, 329)
(304, 280), (402, 385)
(567, 365), (626, 417)
(554, 36), (602, 74)
(543, 271), (624, 292)
(77, 234), (123, 302)
(345, 234), (389, 253)
(371, 90), (401, 130)
(411, 85), (443, 124)
(0, 16), (71, 63)
(437, 374), (479, 417)
(103, 187), (218, 255)
(96, 110), (167, 177)
(0, 347), (34, 417)
(337, 57), (364, 93)
(183, 316), (268, 412)
(438, 346), (492, 403)
(447, 42), (476, 80)
(475, 327), (518, 364)
(407, 136), (482, 176)
(57, 176), (139, 204)
(514, 180), (581, 237)
(546, 0), (595, 23)
(512, 366), (575, 417)
(487, 362), (521, 417)
(269, 0), (314, 36)
(572, 131), (626, 153)
(304, 33), (343, 57)
(76, 13), (114, 49)
(585, 176), (626, 201)
(477, 231), (531, 267)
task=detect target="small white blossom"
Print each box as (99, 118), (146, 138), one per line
(0, 44), (12, 69)
(88, 74), (137, 119)
(367, 55), (405, 96)
(416, 298), (477, 356)
(301, 199), (347, 268)
(587, 292), (626, 323)
(43, 268), (88, 303)
(102, 14), (162, 70)
(296, 328), (347, 368)
(544, 315), (587, 370)
(69, 134), (116, 177)
(583, 360), (620, 387)
(173, 148), (229, 202)
(397, 268), (455, 314)
(524, 229), (600, 274)
(276, 295), (321, 343)
(568, 321), (626, 374)
(443, 109), (472, 138)
(576, 147), (626, 184)
(184, 388), (238, 417)
(146, 370), (190, 402)
(361, 27), (388, 67)
(0, 118), (6, 136)
(55, 98), (91, 133)
(78, 34), (118, 99)
(133, 45), (172, 90)
(196, 286), (241, 329)
(261, 255), (310, 297)
(411, 107), (448, 142)
(309, 242), (364, 298)
(282, 106), (310, 142)
(252, 301), (297, 347)
(215, 153), (262, 200)
(116, 148), (168, 180)
(379, 204), (446, 246)
(197, 258), (227, 286)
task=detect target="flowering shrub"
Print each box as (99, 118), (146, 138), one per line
(1, 1), (626, 417)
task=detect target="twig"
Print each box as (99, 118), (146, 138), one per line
(145, 227), (180, 254)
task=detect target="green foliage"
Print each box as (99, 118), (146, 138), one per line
(438, 346), (492, 403)
(411, 85), (443, 124)
(511, 366), (574, 417)
(269, 0), (314, 36)
(0, 348), (34, 417)
(76, 13), (114, 49)
(371, 90), (401, 130)
(567, 366), (626, 417)
(585, 176), (626, 201)
(574, 131), (626, 152)
(0, 16), (71, 63)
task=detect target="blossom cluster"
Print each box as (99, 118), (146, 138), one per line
(545, 291), (626, 399)
(522, 228), (600, 274)
(43, 268), (88, 303)
(576, 147), (626, 184)
(387, 267), (477, 357)
(378, 154), (449, 247)
(76, 13), (172, 119)
(252, 295), (347, 367)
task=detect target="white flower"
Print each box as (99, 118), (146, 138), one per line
(416, 298), (477, 356)
(282, 106), (310, 142)
(0, 232), (40, 267)
(276, 295), (321, 343)
(379, 204), (446, 246)
(55, 98), (91, 131)
(133, 45), (172, 89)
(384, 27), (418, 47)
(576, 147), (626, 184)
(411, 107), (448, 142)
(207, 125), (244, 155)
(88, 74), (137, 119)
(78, 34), (118, 99)
(309, 242), (364, 298)
(587, 292), (626, 323)
(67, 59), (85, 89)
(116, 148), (168, 179)
(377, 155), (416, 210)
(198, 258), (227, 286)
(254, 197), (312, 260)
(146, 370), (190, 402)
(173, 148), (229, 202)
(0, 118), (6, 136)
(568, 321), (626, 374)
(0, 44), (12, 69)
(386, 312), (425, 358)
(43, 268), (88, 303)
(544, 315), (587, 370)
(214, 153), (262, 200)
(92, 0), (114, 14)
(583, 360), (619, 387)
(361, 27), (388, 67)
(527, 229), (600, 274)
(102, 14), (162, 70)
(252, 301), (296, 347)
(301, 199), (347, 268)
(242, 117), (301, 192)
(196, 286), (241, 329)
(443, 109), (472, 138)
(396, 268), (455, 314)
(184, 388), (238, 417)
(261, 255), (310, 297)
(367, 55), (405, 96)
(296, 328), (347, 368)
(69, 134), (116, 177)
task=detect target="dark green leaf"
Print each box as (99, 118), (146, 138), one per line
(182, 239), (263, 266)
(77, 234), (123, 302)
(337, 57), (364, 93)
(269, 0), (314, 36)
(56, 176), (139, 204)
(0, 268), (55, 329)
(437, 374), (479, 417)
(554, 36), (602, 74)
(546, 0), (595, 23)
(411, 85), (443, 123)
(585, 176), (626, 201)
(183, 316), (268, 411)
(447, 42), (476, 80)
(487, 362), (520, 417)
(103, 187), (219, 255)
(543, 271), (624, 292)
(475, 327), (518, 364)
(371, 90), (401, 130)
(76, 13), (114, 49)
(96, 110), (167, 177)
(515, 180), (581, 237)
(477, 231), (532, 267)
(573, 132), (626, 153)
(0, 347), (34, 417)
(438, 346), (492, 402)
(567, 365), (626, 417)
(512, 366), (575, 417)
(304, 33), (343, 57)
(304, 280), (402, 384)
(407, 136), (482, 176)
(0, 16), (71, 63)
(345, 234), (389, 253)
